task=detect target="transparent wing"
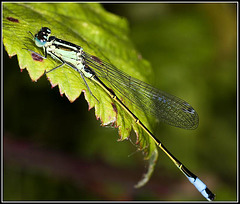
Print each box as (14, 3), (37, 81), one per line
(83, 52), (199, 129)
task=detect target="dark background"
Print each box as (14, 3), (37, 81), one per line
(3, 3), (237, 201)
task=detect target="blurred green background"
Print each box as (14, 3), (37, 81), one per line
(3, 3), (237, 201)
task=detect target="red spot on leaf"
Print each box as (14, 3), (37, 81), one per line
(111, 103), (118, 114)
(6, 17), (19, 23)
(91, 55), (103, 65)
(31, 53), (43, 62)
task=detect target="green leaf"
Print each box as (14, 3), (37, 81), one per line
(3, 2), (158, 187)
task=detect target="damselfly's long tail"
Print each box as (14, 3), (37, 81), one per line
(92, 74), (215, 201)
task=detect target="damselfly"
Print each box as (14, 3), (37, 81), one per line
(24, 27), (215, 201)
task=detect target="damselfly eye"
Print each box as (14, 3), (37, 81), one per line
(36, 32), (47, 42)
(41, 27), (51, 35)
(34, 30), (49, 47)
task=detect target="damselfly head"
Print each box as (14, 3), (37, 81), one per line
(34, 27), (51, 48)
